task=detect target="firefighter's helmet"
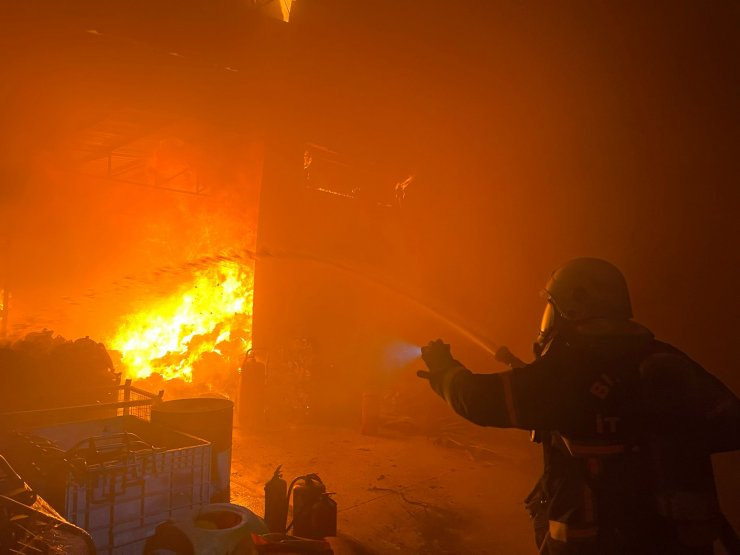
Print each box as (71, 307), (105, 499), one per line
(544, 257), (633, 321)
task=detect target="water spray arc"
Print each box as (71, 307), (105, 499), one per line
(252, 247), (500, 358)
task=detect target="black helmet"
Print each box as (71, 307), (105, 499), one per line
(535, 258), (632, 356)
(545, 257), (633, 321)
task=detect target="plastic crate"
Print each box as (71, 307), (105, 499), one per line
(28, 415), (211, 554)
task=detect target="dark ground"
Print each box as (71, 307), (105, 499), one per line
(231, 423), (539, 554)
(230, 417), (739, 554)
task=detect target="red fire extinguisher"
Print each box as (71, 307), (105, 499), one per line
(263, 467), (337, 539)
(239, 348), (267, 429)
(264, 466), (288, 533)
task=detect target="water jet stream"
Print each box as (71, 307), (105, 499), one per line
(253, 246), (499, 357)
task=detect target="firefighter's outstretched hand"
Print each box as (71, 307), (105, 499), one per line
(417, 339), (459, 380)
(418, 340), (467, 398)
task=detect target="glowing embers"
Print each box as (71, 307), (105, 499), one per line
(109, 261), (253, 382)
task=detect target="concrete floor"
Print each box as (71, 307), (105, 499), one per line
(230, 423), (542, 554)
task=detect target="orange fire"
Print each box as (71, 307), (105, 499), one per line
(109, 260), (253, 382)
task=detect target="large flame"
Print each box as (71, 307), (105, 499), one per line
(109, 260), (253, 382)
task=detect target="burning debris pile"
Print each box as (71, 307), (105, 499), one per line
(108, 260), (254, 395)
(0, 330), (119, 412)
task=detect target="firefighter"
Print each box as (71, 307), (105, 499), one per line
(419, 258), (740, 554)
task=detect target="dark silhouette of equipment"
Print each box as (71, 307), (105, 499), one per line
(0, 455), (96, 554)
(152, 397), (234, 503)
(239, 348), (267, 429)
(264, 466), (289, 533)
(264, 467), (337, 540)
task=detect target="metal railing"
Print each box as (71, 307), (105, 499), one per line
(0, 379), (164, 430)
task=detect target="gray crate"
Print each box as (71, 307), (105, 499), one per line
(30, 415), (211, 554)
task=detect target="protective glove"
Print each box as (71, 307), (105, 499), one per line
(417, 339), (464, 397)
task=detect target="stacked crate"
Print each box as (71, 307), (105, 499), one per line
(29, 415), (211, 554)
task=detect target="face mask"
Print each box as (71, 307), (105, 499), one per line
(533, 301), (558, 358)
